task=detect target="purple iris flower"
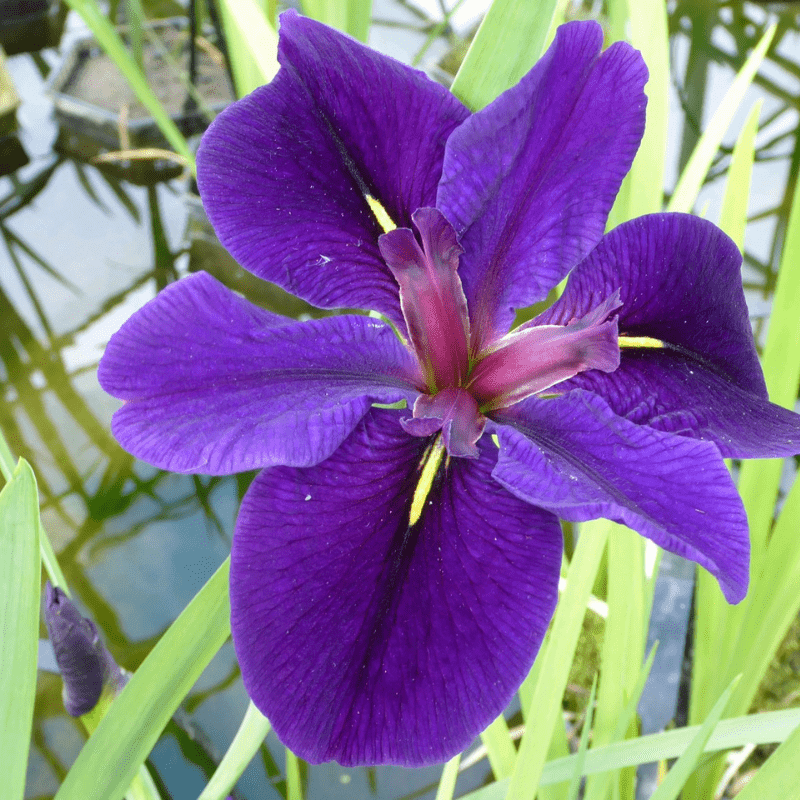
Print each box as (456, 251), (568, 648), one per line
(98, 12), (800, 766)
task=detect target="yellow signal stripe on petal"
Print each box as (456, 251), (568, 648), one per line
(618, 336), (666, 349)
(409, 436), (445, 527)
(366, 194), (397, 233)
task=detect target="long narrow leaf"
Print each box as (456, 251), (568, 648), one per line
(55, 559), (231, 800)
(301, 0), (372, 41)
(727, 470), (800, 718)
(197, 701), (271, 800)
(584, 644), (658, 800)
(733, 717), (800, 800)
(450, 0), (559, 111)
(688, 98), (762, 740)
(737, 143), (800, 544)
(585, 525), (647, 800)
(286, 749), (303, 800)
(0, 459), (41, 800)
(480, 713), (516, 780)
(667, 24), (775, 213)
(456, 707), (800, 799)
(566, 675), (598, 800)
(504, 522), (610, 800)
(435, 754), (461, 800)
(647, 676), (739, 800)
(59, 0), (195, 171)
(719, 100), (762, 249)
(216, 0), (280, 97)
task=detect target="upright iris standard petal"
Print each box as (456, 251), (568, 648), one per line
(99, 272), (420, 474)
(230, 409), (562, 766)
(536, 214), (800, 457)
(437, 21), (647, 345)
(197, 10), (469, 325)
(492, 391), (749, 603)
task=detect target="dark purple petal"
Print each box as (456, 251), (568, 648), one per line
(44, 583), (127, 716)
(98, 272), (420, 474)
(231, 409), (562, 766)
(561, 352), (800, 458)
(537, 213), (800, 457)
(197, 11), (469, 324)
(437, 20), (647, 346)
(491, 391), (749, 603)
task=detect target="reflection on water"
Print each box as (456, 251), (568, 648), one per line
(2, 1), (799, 798)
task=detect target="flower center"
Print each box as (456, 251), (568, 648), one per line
(379, 208), (621, 456)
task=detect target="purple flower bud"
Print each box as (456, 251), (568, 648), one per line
(43, 582), (127, 716)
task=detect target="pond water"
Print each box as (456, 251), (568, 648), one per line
(2, 1), (799, 799)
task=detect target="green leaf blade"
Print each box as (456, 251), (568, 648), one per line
(217, 0), (280, 97)
(0, 459), (42, 800)
(55, 558), (231, 800)
(733, 718), (800, 800)
(647, 676), (739, 800)
(198, 701), (271, 800)
(667, 24), (775, 214)
(450, 0), (559, 111)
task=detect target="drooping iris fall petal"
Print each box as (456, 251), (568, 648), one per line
(492, 390), (749, 603)
(99, 272), (420, 473)
(230, 409), (562, 766)
(536, 214), (800, 457)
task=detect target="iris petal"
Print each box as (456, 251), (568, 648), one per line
(437, 20), (647, 346)
(231, 409), (562, 766)
(98, 273), (420, 473)
(197, 11), (469, 325)
(537, 214), (800, 456)
(492, 390), (749, 603)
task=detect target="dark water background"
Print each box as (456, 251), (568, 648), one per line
(2, 1), (799, 798)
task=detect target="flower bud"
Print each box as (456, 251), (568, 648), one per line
(43, 582), (128, 717)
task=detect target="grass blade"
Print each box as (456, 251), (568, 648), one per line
(647, 676), (739, 800)
(718, 99), (761, 249)
(607, 0), (669, 226)
(667, 24), (775, 214)
(480, 713), (516, 780)
(60, 0), (195, 171)
(585, 526), (647, 800)
(584, 644), (658, 800)
(301, 0), (372, 42)
(737, 142), (800, 547)
(0, 459), (41, 800)
(450, 0), (559, 111)
(504, 521), (610, 800)
(435, 754), (461, 800)
(216, 0), (279, 97)
(286, 749), (303, 800)
(732, 716), (800, 800)
(456, 707), (800, 800)
(55, 558), (231, 800)
(566, 675), (598, 800)
(197, 701), (271, 800)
